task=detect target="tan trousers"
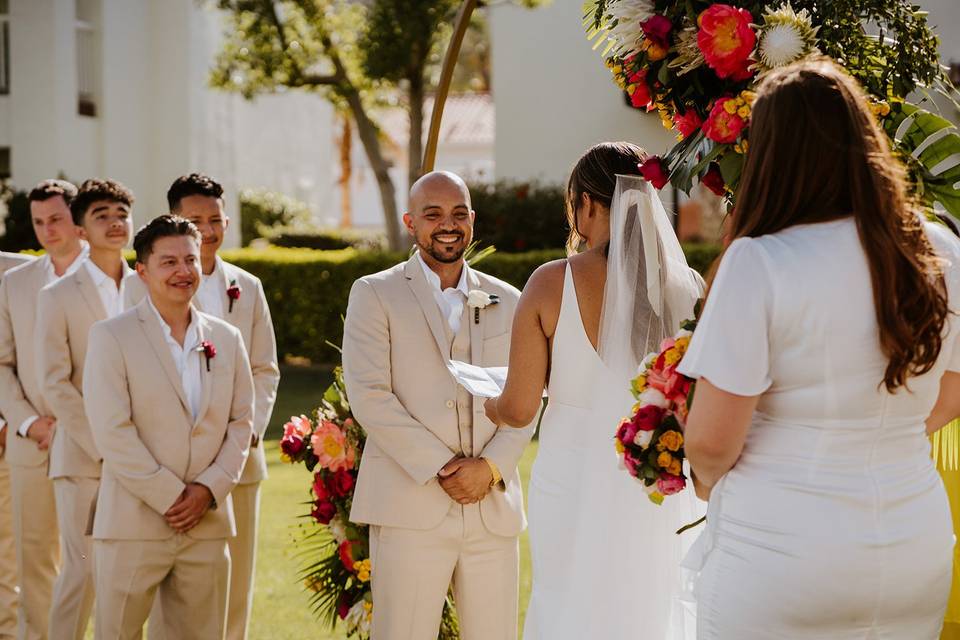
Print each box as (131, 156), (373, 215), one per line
(225, 482), (259, 640)
(93, 536), (229, 640)
(369, 502), (519, 640)
(147, 483), (259, 640)
(0, 456), (17, 640)
(49, 477), (97, 640)
(9, 463), (58, 640)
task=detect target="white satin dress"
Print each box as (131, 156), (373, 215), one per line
(524, 264), (698, 639)
(678, 218), (960, 639)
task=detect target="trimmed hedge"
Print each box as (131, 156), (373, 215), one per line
(219, 243), (721, 364)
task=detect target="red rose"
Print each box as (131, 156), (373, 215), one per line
(227, 282), (241, 300)
(632, 404), (666, 432)
(641, 15), (672, 49)
(338, 540), (355, 572)
(628, 69), (652, 110)
(200, 340), (216, 359)
(337, 592), (352, 620)
(327, 469), (355, 498)
(674, 109), (703, 139)
(280, 434), (305, 458)
(638, 156), (670, 190)
(312, 472), (330, 500)
(311, 500), (336, 525)
(701, 163), (726, 197)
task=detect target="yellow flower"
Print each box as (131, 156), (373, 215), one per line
(355, 559), (372, 583)
(674, 336), (691, 354)
(663, 348), (682, 366)
(740, 90), (757, 105)
(615, 439), (626, 455)
(668, 459), (682, 476)
(632, 374), (647, 394)
(280, 452), (292, 464)
(737, 105), (750, 118)
(723, 100), (739, 114)
(657, 451), (674, 469)
(658, 430), (684, 452)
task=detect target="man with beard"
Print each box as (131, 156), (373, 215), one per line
(342, 171), (535, 639)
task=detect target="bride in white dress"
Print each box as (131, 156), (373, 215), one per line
(484, 142), (704, 639)
(680, 59), (960, 639)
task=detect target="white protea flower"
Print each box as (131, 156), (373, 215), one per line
(328, 516), (347, 544)
(345, 600), (371, 635)
(607, 0), (655, 57)
(756, 3), (819, 72)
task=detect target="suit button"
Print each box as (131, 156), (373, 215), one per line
(445, 400), (454, 408)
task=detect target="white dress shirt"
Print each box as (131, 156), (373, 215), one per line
(147, 297), (203, 420)
(196, 256), (226, 318)
(18, 245), (89, 437)
(416, 251), (469, 335)
(84, 259), (126, 319)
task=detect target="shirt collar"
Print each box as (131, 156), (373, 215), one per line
(416, 251), (469, 296)
(84, 258), (112, 287)
(202, 255), (225, 284)
(146, 295), (198, 349)
(42, 243), (89, 280)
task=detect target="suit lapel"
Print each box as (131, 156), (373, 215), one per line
(135, 301), (192, 418)
(74, 264), (108, 320)
(404, 255), (451, 361)
(466, 267), (483, 455)
(193, 314), (214, 426)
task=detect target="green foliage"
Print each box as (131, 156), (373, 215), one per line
(359, 0), (459, 84)
(218, 243), (721, 364)
(469, 180), (568, 252)
(239, 187), (312, 246)
(882, 101), (960, 216)
(0, 188), (40, 252)
(266, 226), (387, 252)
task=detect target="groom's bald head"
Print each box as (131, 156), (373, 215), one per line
(404, 171), (475, 264)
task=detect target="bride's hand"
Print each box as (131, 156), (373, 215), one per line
(484, 397), (502, 426)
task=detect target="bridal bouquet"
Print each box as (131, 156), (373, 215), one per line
(615, 320), (696, 504)
(583, 1), (960, 217)
(281, 368), (459, 639)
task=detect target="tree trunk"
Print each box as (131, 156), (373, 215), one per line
(338, 113), (352, 228)
(408, 71), (425, 189)
(343, 89), (405, 252)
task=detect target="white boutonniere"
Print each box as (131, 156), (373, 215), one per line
(467, 290), (500, 324)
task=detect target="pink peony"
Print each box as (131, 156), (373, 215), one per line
(311, 421), (357, 472)
(311, 500), (336, 525)
(657, 473), (687, 496)
(701, 162), (726, 196)
(631, 404), (666, 432)
(697, 4), (755, 81)
(283, 414), (313, 439)
(623, 450), (644, 476)
(663, 368), (693, 403)
(639, 156), (670, 189)
(674, 109), (703, 139)
(703, 98), (747, 144)
(616, 419), (640, 447)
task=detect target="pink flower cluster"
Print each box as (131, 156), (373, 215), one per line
(615, 325), (697, 503)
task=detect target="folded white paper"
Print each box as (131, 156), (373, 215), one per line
(447, 360), (508, 398)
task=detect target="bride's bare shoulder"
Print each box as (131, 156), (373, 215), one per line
(522, 259), (567, 301)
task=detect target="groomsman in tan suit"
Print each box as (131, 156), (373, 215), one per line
(0, 180), (88, 640)
(36, 179), (135, 640)
(84, 215), (254, 640)
(126, 174), (279, 640)
(0, 251), (35, 640)
(343, 171), (535, 640)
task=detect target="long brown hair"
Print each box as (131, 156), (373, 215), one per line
(731, 58), (947, 392)
(566, 141), (648, 254)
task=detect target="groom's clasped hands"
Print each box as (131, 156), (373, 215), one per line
(437, 456), (494, 505)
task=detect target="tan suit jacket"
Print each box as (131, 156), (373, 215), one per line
(0, 258), (54, 468)
(0, 252), (35, 453)
(343, 254), (535, 537)
(82, 300), (255, 540)
(37, 263), (134, 479)
(125, 262), (279, 484)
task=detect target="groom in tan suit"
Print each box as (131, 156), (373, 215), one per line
(83, 215), (254, 640)
(0, 180), (87, 640)
(343, 171), (535, 640)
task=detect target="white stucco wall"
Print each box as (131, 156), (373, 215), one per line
(489, 0), (676, 186)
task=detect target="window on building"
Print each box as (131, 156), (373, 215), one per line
(0, 0), (10, 95)
(75, 0), (98, 117)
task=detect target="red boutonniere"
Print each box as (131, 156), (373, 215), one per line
(197, 340), (216, 372)
(226, 279), (241, 313)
